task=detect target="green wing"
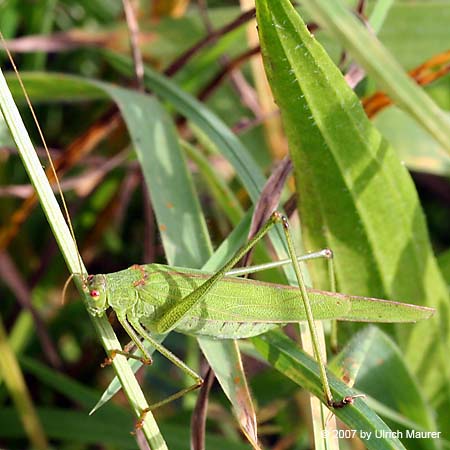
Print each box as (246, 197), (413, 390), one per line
(136, 264), (433, 339)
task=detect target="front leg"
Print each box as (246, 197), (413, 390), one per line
(127, 318), (203, 429)
(101, 313), (153, 367)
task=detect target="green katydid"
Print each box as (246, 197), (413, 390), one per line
(0, 30), (434, 437)
(83, 211), (434, 426)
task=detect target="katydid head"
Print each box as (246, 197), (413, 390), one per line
(85, 274), (108, 316)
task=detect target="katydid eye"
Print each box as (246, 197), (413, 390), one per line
(90, 290), (100, 300)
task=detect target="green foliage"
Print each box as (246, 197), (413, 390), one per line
(0, 1), (449, 449)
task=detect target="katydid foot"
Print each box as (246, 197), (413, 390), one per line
(133, 377), (204, 431)
(324, 394), (366, 425)
(328, 393), (366, 409)
(100, 349), (153, 368)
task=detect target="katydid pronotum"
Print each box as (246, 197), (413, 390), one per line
(0, 33), (434, 436)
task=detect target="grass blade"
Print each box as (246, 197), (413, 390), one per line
(300, 0), (450, 156)
(180, 139), (244, 226)
(253, 330), (406, 450)
(368, 0), (395, 34)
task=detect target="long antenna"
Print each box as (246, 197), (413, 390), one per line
(0, 31), (84, 276)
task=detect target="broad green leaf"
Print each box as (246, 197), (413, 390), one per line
(255, 0), (450, 438)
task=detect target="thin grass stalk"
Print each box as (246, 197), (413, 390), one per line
(0, 66), (167, 450)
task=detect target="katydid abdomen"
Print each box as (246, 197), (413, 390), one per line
(86, 263), (434, 340)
